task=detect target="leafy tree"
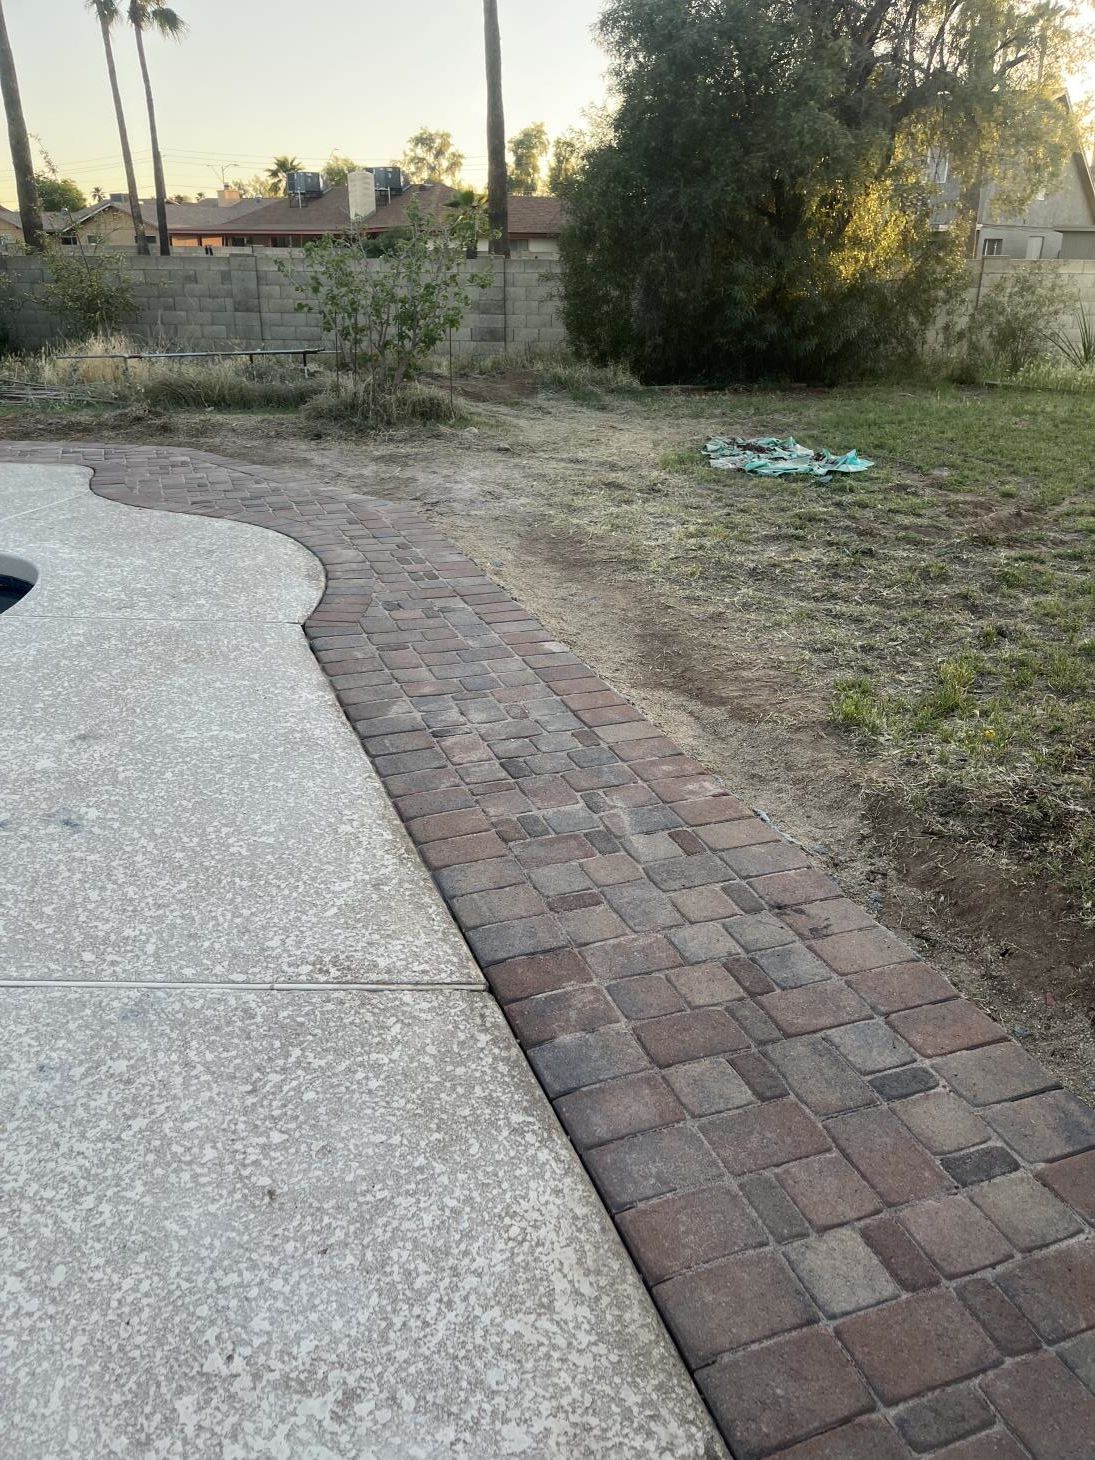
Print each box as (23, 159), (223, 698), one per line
(279, 202), (488, 422)
(86, 1), (147, 252)
(323, 153), (359, 188)
(0, 0), (45, 249)
(228, 172), (280, 198)
(547, 129), (583, 194)
(35, 174), (87, 211)
(561, 0), (1090, 384)
(446, 185), (488, 256)
(128, 3), (186, 256)
(508, 122), (548, 194)
(267, 155), (303, 193)
(401, 127), (464, 185)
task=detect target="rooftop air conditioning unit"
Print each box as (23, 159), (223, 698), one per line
(286, 171), (324, 205)
(370, 167), (408, 198)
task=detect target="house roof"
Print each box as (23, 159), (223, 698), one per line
(163, 197), (268, 231)
(185, 183), (565, 239)
(218, 182), (456, 237)
(41, 201), (118, 231)
(506, 195), (565, 236)
(1059, 92), (1095, 221)
(33, 196), (267, 235)
(0, 187), (565, 241)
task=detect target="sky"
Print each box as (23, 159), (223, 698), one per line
(1, 0), (609, 204)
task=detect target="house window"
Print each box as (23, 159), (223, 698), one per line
(982, 237), (1003, 257)
(1025, 235), (1045, 260)
(60, 235), (78, 246)
(509, 238), (530, 252)
(85, 234), (100, 246)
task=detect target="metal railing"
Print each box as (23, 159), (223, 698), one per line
(55, 347), (330, 369)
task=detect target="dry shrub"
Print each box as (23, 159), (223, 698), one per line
(302, 381), (462, 430)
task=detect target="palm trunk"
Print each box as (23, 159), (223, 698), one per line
(97, 14), (149, 254)
(132, 22), (169, 255)
(483, 0), (509, 257)
(0, 0), (45, 251)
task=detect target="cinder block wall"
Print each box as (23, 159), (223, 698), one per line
(0, 253), (564, 356)
(8, 253), (1092, 363)
(936, 257), (1095, 355)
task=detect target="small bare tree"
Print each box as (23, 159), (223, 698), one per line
(281, 202), (489, 422)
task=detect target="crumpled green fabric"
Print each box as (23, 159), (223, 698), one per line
(704, 435), (873, 478)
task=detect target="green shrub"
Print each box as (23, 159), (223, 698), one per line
(963, 270), (1074, 377)
(41, 247), (134, 337)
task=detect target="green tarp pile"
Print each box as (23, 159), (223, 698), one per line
(704, 435), (873, 480)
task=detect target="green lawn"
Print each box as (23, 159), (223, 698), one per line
(555, 381), (1095, 922)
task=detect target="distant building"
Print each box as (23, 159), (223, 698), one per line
(0, 175), (565, 257)
(929, 95), (1095, 260)
(0, 197), (157, 250)
(167, 175), (564, 256)
(974, 146), (1095, 260)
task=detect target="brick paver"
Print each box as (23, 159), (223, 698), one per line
(7, 440), (1092, 1458)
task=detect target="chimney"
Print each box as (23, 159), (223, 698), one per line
(217, 187), (241, 207)
(348, 168), (377, 223)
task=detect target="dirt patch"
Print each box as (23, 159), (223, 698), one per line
(2, 390), (1091, 1097)
(463, 516), (1095, 1098)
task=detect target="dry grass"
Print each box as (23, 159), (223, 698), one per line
(12, 332), (321, 409)
(302, 380), (466, 429)
(553, 383), (1094, 923)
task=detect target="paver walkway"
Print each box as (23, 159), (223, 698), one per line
(0, 462), (720, 1458)
(2, 442), (1094, 1459)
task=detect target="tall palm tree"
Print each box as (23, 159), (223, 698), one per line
(267, 155), (302, 194)
(86, 1), (148, 254)
(128, 1), (186, 257)
(482, 0), (509, 256)
(0, 0), (45, 250)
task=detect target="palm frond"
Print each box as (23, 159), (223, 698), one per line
(128, 2), (187, 38)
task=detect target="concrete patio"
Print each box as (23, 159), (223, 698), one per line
(0, 464), (721, 1458)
